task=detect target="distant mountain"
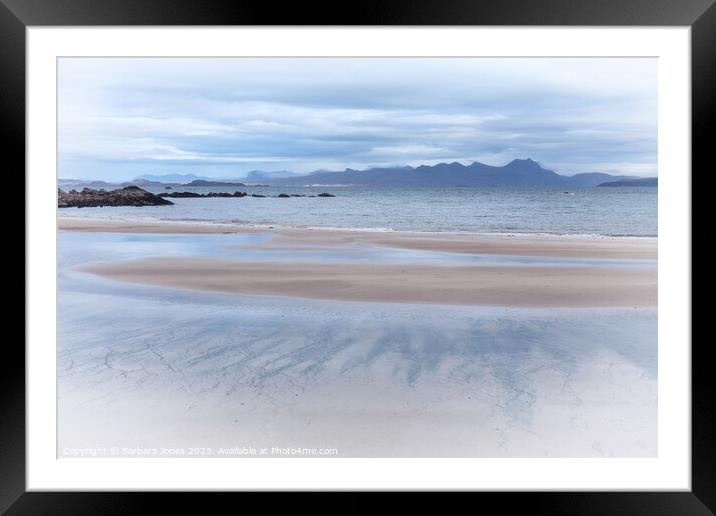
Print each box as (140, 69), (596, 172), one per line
(62, 160), (653, 189)
(134, 173), (209, 183)
(265, 159), (644, 188)
(598, 177), (658, 187)
(244, 170), (296, 180)
(566, 172), (641, 187)
(185, 179), (246, 187)
(125, 179), (167, 187)
(58, 179), (117, 189)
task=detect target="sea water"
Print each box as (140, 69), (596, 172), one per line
(57, 185), (657, 236)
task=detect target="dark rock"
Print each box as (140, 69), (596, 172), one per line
(159, 191), (248, 198)
(154, 190), (324, 200)
(58, 186), (174, 208)
(159, 191), (203, 198)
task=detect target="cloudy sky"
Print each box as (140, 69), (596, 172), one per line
(58, 57), (657, 181)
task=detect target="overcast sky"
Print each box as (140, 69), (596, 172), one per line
(58, 57), (657, 181)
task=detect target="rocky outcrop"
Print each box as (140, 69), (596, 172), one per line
(159, 191), (248, 198)
(158, 191), (203, 198)
(154, 191), (337, 199)
(58, 186), (174, 208)
(207, 192), (247, 197)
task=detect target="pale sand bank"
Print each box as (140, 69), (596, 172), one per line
(81, 258), (656, 307)
(59, 217), (657, 259)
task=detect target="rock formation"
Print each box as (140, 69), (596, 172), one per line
(58, 186), (174, 208)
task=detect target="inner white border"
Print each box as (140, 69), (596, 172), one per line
(27, 27), (691, 491)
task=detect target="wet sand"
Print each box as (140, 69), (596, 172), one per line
(81, 257), (656, 308)
(57, 217), (267, 234)
(59, 217), (657, 260)
(58, 225), (658, 457)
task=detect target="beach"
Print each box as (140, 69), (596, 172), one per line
(57, 217), (657, 457)
(50, 54), (662, 469)
(64, 217), (656, 308)
(59, 217), (657, 258)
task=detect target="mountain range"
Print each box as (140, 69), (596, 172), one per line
(264, 159), (653, 187)
(136, 171), (295, 182)
(60, 159), (656, 188)
(134, 173), (209, 183)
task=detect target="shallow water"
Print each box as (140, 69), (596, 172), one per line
(59, 231), (656, 269)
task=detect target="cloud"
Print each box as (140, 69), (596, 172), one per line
(58, 57), (657, 180)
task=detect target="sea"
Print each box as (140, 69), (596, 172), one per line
(58, 185), (658, 237)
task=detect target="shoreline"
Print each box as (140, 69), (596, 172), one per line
(58, 217), (657, 260)
(57, 216), (657, 239)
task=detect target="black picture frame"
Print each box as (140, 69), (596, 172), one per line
(5, 0), (708, 512)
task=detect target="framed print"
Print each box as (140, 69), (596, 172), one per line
(6, 0), (710, 512)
